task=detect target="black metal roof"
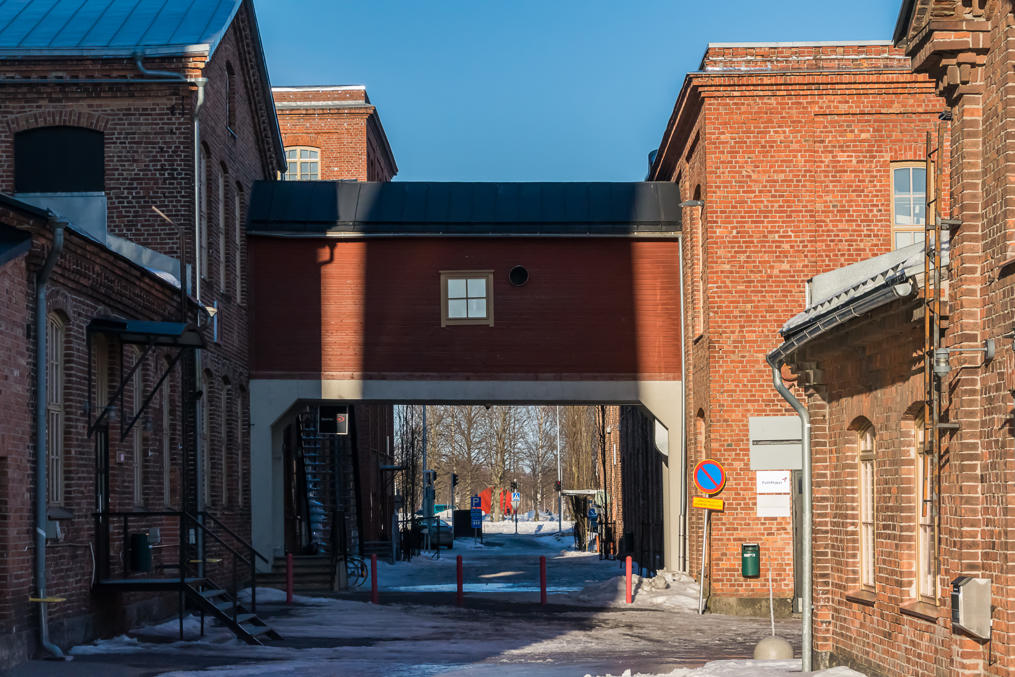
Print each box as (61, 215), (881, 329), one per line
(248, 181), (682, 236)
(88, 318), (205, 347)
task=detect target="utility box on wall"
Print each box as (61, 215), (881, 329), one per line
(951, 576), (991, 640)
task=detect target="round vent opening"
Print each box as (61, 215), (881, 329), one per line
(509, 265), (529, 287)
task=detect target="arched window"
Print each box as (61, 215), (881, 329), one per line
(15, 126), (104, 192)
(200, 145), (210, 281)
(93, 334), (109, 418)
(692, 185), (704, 336)
(202, 371), (212, 505)
(225, 62), (237, 130)
(234, 183), (244, 302)
(130, 347), (144, 506)
(695, 410), (705, 465)
(221, 382), (230, 506)
(218, 164), (228, 292)
(856, 420), (876, 590)
(283, 146), (320, 181)
(46, 313), (66, 505)
(913, 411), (935, 601)
(236, 388), (245, 506)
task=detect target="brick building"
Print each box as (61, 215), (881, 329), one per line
(273, 85), (397, 182)
(0, 0), (284, 666)
(649, 42), (944, 613)
(769, 1), (1015, 674)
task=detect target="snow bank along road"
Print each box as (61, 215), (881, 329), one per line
(9, 525), (844, 676)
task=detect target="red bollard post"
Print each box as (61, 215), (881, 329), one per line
(456, 555), (464, 606)
(625, 556), (633, 604)
(370, 553), (378, 604)
(286, 553), (293, 605)
(539, 555), (547, 605)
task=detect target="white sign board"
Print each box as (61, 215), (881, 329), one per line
(757, 494), (791, 518)
(511, 491), (521, 509)
(756, 471), (791, 494)
(748, 416), (803, 470)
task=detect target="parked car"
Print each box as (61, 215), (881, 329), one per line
(413, 517), (453, 549)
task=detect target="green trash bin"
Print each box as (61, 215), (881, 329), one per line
(130, 532), (152, 573)
(741, 543), (760, 578)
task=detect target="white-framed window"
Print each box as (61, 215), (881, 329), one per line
(46, 313), (65, 505)
(914, 413), (936, 601)
(858, 423), (876, 590)
(221, 385), (230, 506)
(218, 166), (227, 292)
(200, 147), (209, 279)
(236, 391), (244, 507)
(283, 147), (320, 181)
(131, 347), (143, 506)
(440, 271), (494, 327)
(234, 184), (243, 302)
(892, 162), (927, 249)
(162, 358), (172, 506)
(202, 373), (211, 505)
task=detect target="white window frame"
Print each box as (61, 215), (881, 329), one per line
(440, 270), (494, 327)
(200, 148), (209, 280)
(891, 162), (928, 250)
(221, 386), (230, 506)
(234, 185), (243, 302)
(46, 313), (65, 505)
(283, 146), (320, 181)
(914, 414), (936, 602)
(218, 167), (227, 292)
(236, 392), (244, 506)
(131, 347), (144, 506)
(858, 424), (876, 591)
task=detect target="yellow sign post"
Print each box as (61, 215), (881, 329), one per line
(692, 496), (724, 511)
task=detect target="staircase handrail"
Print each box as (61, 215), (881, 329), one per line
(198, 510), (269, 564)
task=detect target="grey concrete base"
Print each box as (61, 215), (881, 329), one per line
(706, 595), (795, 619)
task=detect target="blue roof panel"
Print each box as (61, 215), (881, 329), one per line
(0, 0), (240, 54)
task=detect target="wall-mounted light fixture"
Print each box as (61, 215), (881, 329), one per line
(933, 339), (995, 377)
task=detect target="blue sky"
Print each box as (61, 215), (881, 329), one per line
(254, 1), (904, 182)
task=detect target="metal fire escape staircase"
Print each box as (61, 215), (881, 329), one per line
(85, 319), (281, 645)
(299, 412), (334, 556)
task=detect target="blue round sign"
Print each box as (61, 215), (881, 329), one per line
(693, 459), (726, 495)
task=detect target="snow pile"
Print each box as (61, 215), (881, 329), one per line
(482, 518), (573, 536)
(586, 661), (865, 676)
(238, 587), (334, 605)
(568, 570), (699, 610)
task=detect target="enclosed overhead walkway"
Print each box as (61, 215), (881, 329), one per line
(245, 181), (685, 572)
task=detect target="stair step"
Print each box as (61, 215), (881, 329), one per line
(243, 623), (273, 637)
(201, 589), (228, 599)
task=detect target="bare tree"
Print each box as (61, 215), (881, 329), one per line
(486, 406), (525, 520)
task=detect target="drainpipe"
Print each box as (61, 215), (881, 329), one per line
(35, 216), (66, 659)
(677, 238), (688, 573)
(767, 355), (811, 672)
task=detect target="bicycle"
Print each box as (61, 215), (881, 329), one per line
(345, 555), (368, 589)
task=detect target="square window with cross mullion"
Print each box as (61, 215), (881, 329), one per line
(441, 271), (493, 327)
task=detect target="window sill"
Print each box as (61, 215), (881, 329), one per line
(900, 600), (939, 623)
(845, 589), (876, 607)
(47, 506), (74, 521)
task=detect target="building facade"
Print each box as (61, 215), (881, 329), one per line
(0, 0), (284, 666)
(273, 85), (397, 182)
(649, 42), (945, 613)
(770, 1), (1015, 674)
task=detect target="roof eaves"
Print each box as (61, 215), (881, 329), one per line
(894, 0), (916, 45)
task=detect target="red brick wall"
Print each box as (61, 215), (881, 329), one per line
(249, 236), (682, 381)
(0, 3), (278, 664)
(273, 87), (396, 182)
(792, 300), (951, 676)
(651, 43), (945, 604)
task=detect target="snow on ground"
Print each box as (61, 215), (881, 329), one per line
(60, 527), (822, 676)
(587, 662), (865, 676)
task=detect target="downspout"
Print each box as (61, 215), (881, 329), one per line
(35, 216), (66, 659)
(677, 236), (688, 572)
(767, 354), (811, 672)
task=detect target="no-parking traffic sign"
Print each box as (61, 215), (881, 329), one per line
(693, 459), (726, 496)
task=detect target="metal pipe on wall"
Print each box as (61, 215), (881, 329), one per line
(767, 358), (811, 672)
(35, 216), (66, 659)
(677, 236), (688, 573)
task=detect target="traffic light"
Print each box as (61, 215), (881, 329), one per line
(452, 473), (458, 487)
(510, 480), (518, 490)
(554, 480), (561, 492)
